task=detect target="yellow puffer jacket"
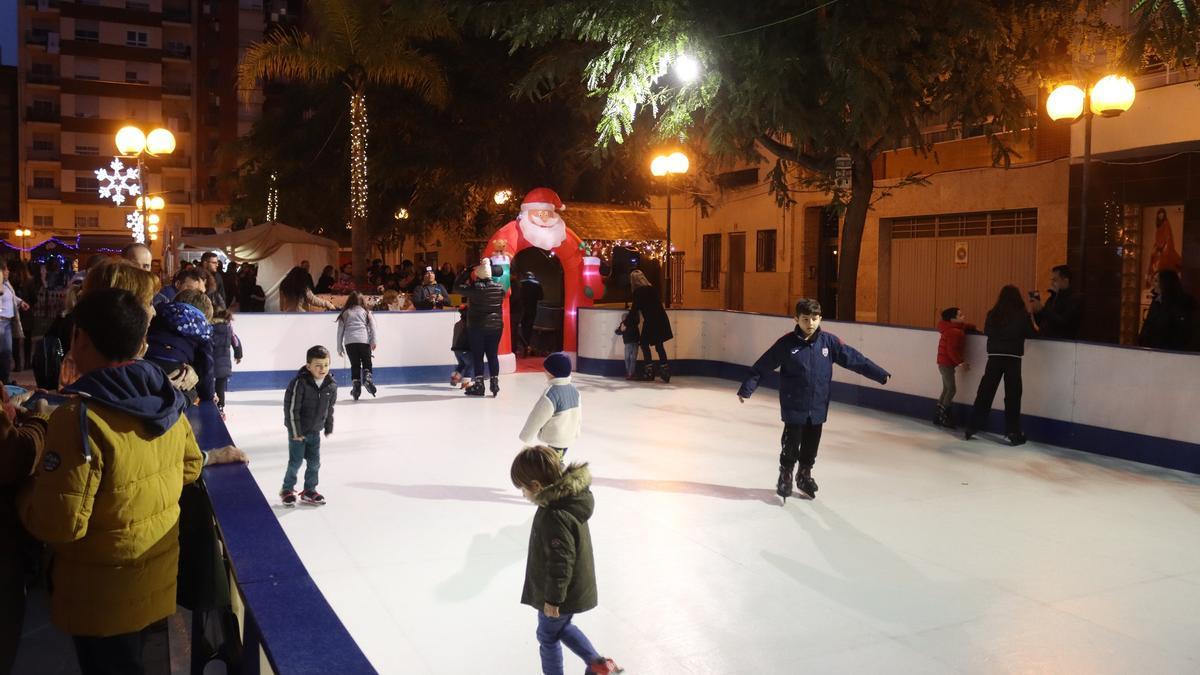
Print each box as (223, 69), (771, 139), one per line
(20, 361), (204, 637)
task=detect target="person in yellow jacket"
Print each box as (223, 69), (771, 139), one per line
(19, 288), (205, 674)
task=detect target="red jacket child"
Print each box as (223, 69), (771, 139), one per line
(937, 314), (977, 367)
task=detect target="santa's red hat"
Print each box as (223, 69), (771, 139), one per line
(520, 187), (566, 212)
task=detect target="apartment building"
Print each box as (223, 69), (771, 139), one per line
(13, 0), (275, 259)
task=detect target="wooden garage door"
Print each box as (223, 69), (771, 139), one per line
(890, 234), (1037, 329)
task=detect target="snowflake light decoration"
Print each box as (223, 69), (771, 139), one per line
(125, 210), (145, 244)
(95, 158), (141, 206)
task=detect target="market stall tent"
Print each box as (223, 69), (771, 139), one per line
(179, 222), (338, 311)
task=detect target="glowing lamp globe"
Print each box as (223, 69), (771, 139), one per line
(135, 196), (145, 209)
(667, 151), (690, 174)
(148, 214), (160, 225)
(148, 223), (159, 232)
(493, 189), (513, 205)
(146, 128), (176, 155)
(148, 195), (165, 211)
(1090, 75), (1135, 117)
(674, 54), (700, 83)
(1046, 84), (1085, 122)
(116, 126), (147, 155)
(12, 229), (19, 238)
(650, 156), (669, 177)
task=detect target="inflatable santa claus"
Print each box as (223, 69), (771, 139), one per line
(482, 188), (601, 370)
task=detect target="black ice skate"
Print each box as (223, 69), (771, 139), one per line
(936, 404), (957, 430)
(795, 468), (818, 499)
(658, 362), (671, 383)
(640, 362), (656, 382)
(280, 490), (297, 507)
(776, 465), (794, 503)
(1007, 432), (1026, 446)
(351, 379), (361, 401)
(364, 370), (377, 397)
(489, 376), (500, 397)
(464, 377), (486, 397)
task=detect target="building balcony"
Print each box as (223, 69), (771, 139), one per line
(26, 106), (61, 123)
(27, 186), (61, 201)
(26, 147), (61, 162)
(164, 44), (192, 60)
(26, 71), (61, 86)
(63, 77), (161, 101)
(25, 0), (61, 11)
(163, 6), (192, 23)
(163, 82), (192, 97)
(24, 31), (50, 46)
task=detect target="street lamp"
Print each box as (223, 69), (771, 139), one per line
(493, 189), (513, 206)
(13, 229), (33, 260)
(114, 125), (175, 244)
(650, 150), (689, 307)
(1046, 75), (1135, 299)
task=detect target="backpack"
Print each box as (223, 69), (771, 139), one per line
(32, 335), (64, 390)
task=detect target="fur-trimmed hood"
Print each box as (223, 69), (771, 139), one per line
(534, 463), (593, 510)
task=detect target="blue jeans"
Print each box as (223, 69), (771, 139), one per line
(623, 343), (637, 378)
(0, 318), (11, 384)
(453, 350), (474, 379)
(536, 610), (600, 675)
(282, 432), (321, 492)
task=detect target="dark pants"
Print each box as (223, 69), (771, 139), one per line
(780, 421), (824, 470)
(520, 311), (536, 352)
(345, 342), (373, 382)
(639, 341), (667, 362)
(969, 355), (1023, 434)
(536, 610), (600, 675)
(453, 350), (474, 378)
(469, 329), (501, 379)
(0, 318), (12, 384)
(73, 631), (144, 675)
(0, 552), (25, 675)
(215, 377), (228, 409)
(282, 432), (321, 492)
(937, 365), (957, 408)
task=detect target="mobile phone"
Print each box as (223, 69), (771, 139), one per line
(26, 392), (69, 407)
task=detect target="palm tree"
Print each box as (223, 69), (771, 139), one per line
(238, 0), (452, 282)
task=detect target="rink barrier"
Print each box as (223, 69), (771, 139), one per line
(577, 308), (1200, 475)
(186, 402), (377, 674)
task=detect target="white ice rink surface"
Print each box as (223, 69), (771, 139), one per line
(224, 373), (1200, 674)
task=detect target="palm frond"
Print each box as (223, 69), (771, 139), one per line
(361, 48), (449, 107)
(237, 29), (344, 100)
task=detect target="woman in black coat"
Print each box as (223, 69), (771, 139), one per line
(628, 269), (674, 382)
(965, 285), (1039, 446)
(1139, 269), (1196, 351)
(461, 261), (506, 397)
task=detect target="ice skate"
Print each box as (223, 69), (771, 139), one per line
(640, 362), (656, 382)
(464, 377), (486, 397)
(351, 379), (361, 401)
(280, 490), (297, 507)
(1007, 432), (1026, 446)
(795, 468), (818, 499)
(776, 465), (793, 503)
(489, 376), (500, 398)
(450, 371), (462, 387)
(932, 405), (945, 427)
(658, 362), (671, 383)
(589, 657), (625, 674)
(300, 490), (326, 506)
(936, 404), (956, 429)
(364, 370), (377, 397)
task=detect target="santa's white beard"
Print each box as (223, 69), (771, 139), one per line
(518, 212), (567, 250)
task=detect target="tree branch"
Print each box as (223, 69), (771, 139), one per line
(756, 134), (832, 174)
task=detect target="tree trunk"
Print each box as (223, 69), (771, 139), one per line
(349, 91), (369, 284)
(836, 149), (875, 321)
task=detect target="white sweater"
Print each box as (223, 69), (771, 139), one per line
(519, 377), (582, 448)
(337, 305), (376, 351)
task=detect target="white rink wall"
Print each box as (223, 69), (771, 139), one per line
(578, 307), (1200, 447)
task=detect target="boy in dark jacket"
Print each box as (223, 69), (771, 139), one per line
(934, 307), (976, 429)
(144, 289), (215, 405)
(210, 309), (243, 415)
(280, 346), (337, 507)
(510, 446), (622, 675)
(738, 299), (890, 502)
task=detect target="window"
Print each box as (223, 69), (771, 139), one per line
(32, 135), (55, 150)
(701, 234), (721, 290)
(126, 0), (151, 9)
(124, 67), (148, 84)
(892, 209), (1038, 238)
(936, 213), (988, 237)
(74, 20), (99, 43)
(891, 215), (937, 239)
(126, 31), (149, 47)
(988, 209), (1038, 235)
(74, 96), (99, 118)
(75, 176), (100, 193)
(32, 99), (56, 113)
(715, 168), (759, 191)
(75, 210), (100, 228)
(34, 212), (54, 228)
(33, 172), (55, 188)
(75, 144), (99, 156)
(755, 229), (777, 272)
(74, 58), (100, 80)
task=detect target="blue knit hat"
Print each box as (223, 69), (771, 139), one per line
(543, 353), (572, 379)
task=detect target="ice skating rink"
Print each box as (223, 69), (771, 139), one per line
(225, 373), (1200, 674)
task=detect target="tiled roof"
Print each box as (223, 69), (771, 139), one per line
(563, 202), (663, 242)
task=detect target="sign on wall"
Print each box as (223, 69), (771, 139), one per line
(954, 241), (969, 266)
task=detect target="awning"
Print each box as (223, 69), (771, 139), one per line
(563, 202), (663, 242)
(179, 221), (337, 263)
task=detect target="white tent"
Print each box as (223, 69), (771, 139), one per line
(179, 222), (338, 311)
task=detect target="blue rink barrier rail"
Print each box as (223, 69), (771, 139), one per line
(577, 357), (1200, 475)
(185, 402), (376, 675)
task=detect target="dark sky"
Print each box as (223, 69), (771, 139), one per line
(1, 0), (15, 65)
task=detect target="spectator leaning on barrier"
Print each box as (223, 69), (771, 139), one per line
(1031, 265), (1082, 340)
(201, 252), (227, 310)
(934, 307), (977, 429)
(965, 285), (1039, 446)
(153, 267), (205, 307)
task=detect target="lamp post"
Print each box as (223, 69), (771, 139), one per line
(650, 151), (689, 307)
(13, 229), (33, 260)
(114, 125), (175, 244)
(1046, 75), (1136, 298)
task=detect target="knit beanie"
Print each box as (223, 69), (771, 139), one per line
(543, 352), (572, 379)
(475, 259), (492, 279)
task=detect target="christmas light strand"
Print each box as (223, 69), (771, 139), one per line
(126, 210), (146, 244)
(95, 158), (141, 206)
(581, 238), (671, 263)
(267, 172), (279, 222)
(349, 93), (369, 219)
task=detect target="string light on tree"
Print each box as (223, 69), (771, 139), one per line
(95, 158), (141, 206)
(267, 172), (279, 222)
(349, 93), (369, 219)
(581, 238), (670, 263)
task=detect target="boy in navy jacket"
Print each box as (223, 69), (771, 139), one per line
(738, 299), (890, 501)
